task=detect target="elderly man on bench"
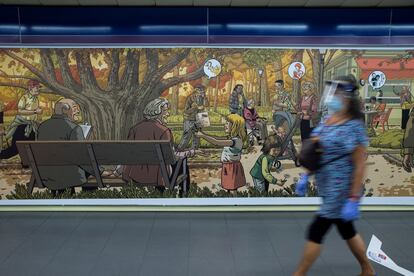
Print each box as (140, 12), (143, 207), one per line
(36, 98), (100, 196)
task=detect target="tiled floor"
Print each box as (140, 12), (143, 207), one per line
(0, 211), (413, 276)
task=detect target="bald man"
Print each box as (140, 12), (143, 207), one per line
(37, 98), (96, 195)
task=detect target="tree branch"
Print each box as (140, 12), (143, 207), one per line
(306, 49), (314, 64)
(152, 48), (190, 81)
(40, 49), (58, 84)
(106, 49), (121, 91)
(159, 65), (204, 93)
(0, 69), (40, 81)
(74, 49), (104, 94)
(55, 49), (81, 92)
(0, 49), (48, 83)
(121, 49), (139, 91)
(0, 82), (26, 89)
(325, 49), (337, 66)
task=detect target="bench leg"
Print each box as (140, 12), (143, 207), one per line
(154, 144), (171, 188)
(27, 174), (35, 194)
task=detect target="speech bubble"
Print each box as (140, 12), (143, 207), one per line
(368, 71), (386, 89)
(288, 62), (306, 80)
(204, 59), (222, 79)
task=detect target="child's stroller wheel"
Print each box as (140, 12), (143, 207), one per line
(294, 158), (301, 167)
(275, 161), (282, 169)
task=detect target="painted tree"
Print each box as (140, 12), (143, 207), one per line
(0, 48), (238, 139)
(305, 49), (338, 96)
(291, 50), (304, 111)
(243, 49), (286, 107)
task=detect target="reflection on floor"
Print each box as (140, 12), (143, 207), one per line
(0, 211), (413, 276)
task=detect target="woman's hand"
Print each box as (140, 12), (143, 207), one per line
(195, 131), (205, 138)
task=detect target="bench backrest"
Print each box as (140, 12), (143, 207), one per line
(17, 140), (176, 166)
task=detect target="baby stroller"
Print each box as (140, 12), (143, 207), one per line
(272, 111), (301, 169)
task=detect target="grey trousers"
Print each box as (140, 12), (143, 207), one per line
(178, 120), (200, 150)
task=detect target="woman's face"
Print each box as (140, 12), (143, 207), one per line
(333, 90), (351, 113)
(302, 83), (313, 96)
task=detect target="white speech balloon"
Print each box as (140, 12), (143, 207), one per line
(288, 62), (306, 80)
(368, 71), (386, 89)
(204, 59), (222, 79)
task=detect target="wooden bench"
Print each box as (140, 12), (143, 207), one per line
(16, 140), (188, 194)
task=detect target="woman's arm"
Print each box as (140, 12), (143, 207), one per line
(196, 132), (233, 147)
(350, 145), (367, 199)
(261, 157), (279, 185)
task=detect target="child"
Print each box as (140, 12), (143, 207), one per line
(250, 134), (285, 193)
(196, 114), (247, 195)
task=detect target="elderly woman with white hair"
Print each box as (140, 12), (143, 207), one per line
(120, 98), (197, 194)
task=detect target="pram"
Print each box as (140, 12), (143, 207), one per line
(272, 111), (301, 169)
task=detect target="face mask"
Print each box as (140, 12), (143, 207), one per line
(326, 95), (344, 113)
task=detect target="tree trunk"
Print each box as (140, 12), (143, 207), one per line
(248, 69), (255, 101)
(274, 59), (283, 81)
(292, 50), (304, 111)
(310, 49), (322, 96)
(214, 75), (220, 112)
(261, 68), (270, 107)
(172, 66), (180, 115)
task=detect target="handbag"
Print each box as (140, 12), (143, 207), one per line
(298, 124), (351, 172)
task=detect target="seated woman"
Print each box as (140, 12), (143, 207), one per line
(371, 98), (387, 128)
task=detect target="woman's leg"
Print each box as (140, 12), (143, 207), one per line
(293, 241), (323, 276)
(402, 109), (410, 130)
(346, 234), (376, 276)
(300, 120), (311, 141)
(336, 220), (375, 276)
(294, 216), (332, 275)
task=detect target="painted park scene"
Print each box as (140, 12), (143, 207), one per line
(0, 48), (413, 199)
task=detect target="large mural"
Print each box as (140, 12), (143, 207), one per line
(0, 48), (413, 199)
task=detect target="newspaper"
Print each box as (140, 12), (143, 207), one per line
(79, 123), (92, 139)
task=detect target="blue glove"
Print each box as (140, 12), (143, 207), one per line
(295, 173), (309, 196)
(341, 199), (360, 221)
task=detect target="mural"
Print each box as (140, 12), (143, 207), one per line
(0, 48), (413, 199)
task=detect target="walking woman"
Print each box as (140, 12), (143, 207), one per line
(294, 75), (375, 276)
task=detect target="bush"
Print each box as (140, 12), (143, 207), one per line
(370, 129), (403, 149)
(6, 182), (319, 200)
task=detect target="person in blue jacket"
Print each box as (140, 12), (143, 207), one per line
(293, 75), (376, 276)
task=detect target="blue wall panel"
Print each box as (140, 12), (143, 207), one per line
(0, 7), (20, 44)
(0, 7), (413, 46)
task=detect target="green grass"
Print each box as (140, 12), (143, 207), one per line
(370, 129), (404, 149)
(6, 182), (316, 199)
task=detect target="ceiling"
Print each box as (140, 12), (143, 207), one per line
(0, 0), (413, 7)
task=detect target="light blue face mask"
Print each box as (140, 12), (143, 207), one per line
(326, 95), (344, 113)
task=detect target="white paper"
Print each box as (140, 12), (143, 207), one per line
(367, 235), (414, 276)
(79, 124), (92, 139)
(196, 112), (210, 128)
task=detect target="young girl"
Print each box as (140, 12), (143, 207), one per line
(196, 114), (247, 195)
(250, 134), (284, 193)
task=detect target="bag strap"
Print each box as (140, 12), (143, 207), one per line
(319, 151), (352, 167)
